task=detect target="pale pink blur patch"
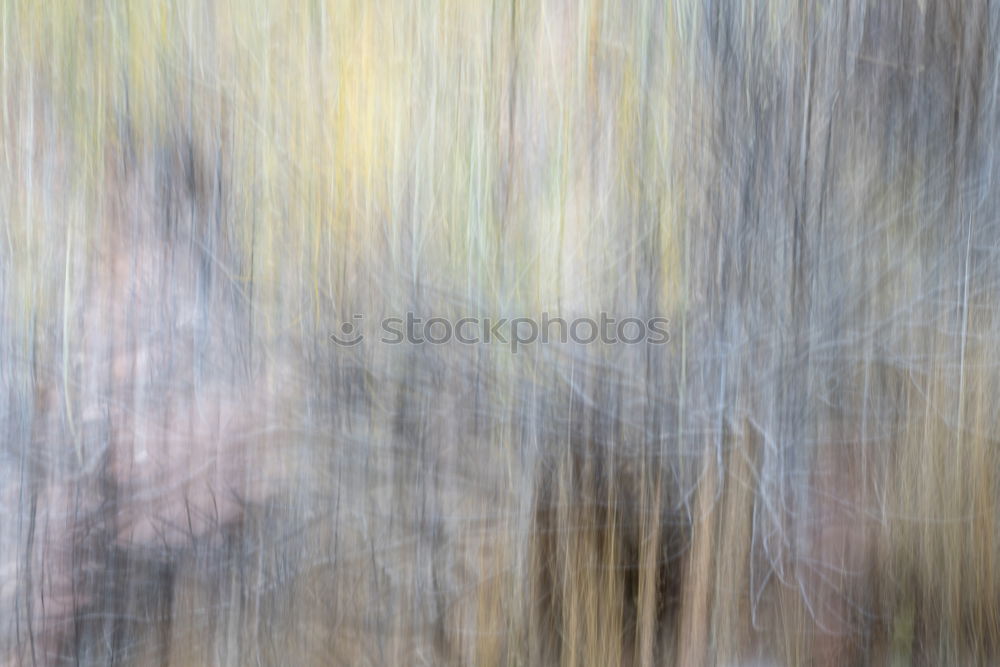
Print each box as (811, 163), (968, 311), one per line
(88, 235), (286, 549)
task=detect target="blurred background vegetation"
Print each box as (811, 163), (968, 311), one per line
(2, 1), (1000, 665)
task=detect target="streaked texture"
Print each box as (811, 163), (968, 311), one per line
(2, 1), (1000, 665)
